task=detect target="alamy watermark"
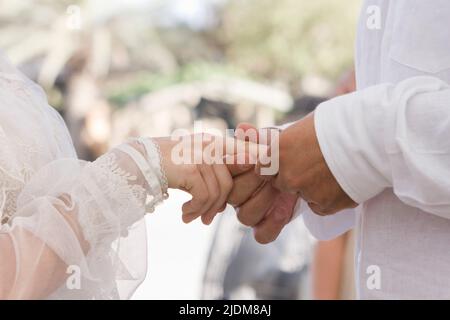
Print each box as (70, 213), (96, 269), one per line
(66, 5), (82, 30)
(66, 264), (81, 290)
(169, 122), (280, 175)
(366, 264), (381, 290)
(366, 5), (381, 30)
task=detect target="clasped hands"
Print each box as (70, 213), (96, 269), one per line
(156, 112), (357, 244)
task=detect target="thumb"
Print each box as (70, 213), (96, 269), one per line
(235, 123), (259, 143)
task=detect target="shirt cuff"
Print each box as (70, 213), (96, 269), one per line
(314, 93), (389, 204)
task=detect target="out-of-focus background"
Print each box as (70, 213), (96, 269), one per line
(0, 0), (361, 299)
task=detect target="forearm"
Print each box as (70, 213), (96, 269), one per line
(0, 233), (16, 298)
(0, 194), (91, 299)
(0, 227), (68, 299)
(315, 76), (450, 216)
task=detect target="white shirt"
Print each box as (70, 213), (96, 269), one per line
(298, 0), (450, 299)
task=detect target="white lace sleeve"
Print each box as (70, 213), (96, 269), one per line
(0, 54), (168, 299)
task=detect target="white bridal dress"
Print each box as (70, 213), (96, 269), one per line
(0, 55), (168, 299)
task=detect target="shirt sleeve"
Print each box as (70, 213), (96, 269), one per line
(276, 124), (356, 240)
(315, 76), (450, 219)
(297, 200), (356, 240)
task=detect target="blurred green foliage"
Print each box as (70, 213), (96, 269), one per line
(107, 0), (361, 106)
(220, 0), (361, 85)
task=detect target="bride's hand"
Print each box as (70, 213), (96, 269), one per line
(153, 134), (259, 225)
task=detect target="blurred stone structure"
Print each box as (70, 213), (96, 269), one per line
(109, 77), (293, 146)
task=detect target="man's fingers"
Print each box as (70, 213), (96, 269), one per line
(235, 123), (259, 149)
(225, 153), (255, 177)
(227, 170), (265, 207)
(273, 174), (298, 193)
(253, 193), (298, 244)
(230, 123), (265, 160)
(236, 183), (278, 227)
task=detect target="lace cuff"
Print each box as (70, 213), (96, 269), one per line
(77, 138), (169, 249)
(119, 138), (169, 213)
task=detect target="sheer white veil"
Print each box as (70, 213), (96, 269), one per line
(0, 50), (148, 299)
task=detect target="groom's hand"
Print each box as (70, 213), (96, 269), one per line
(227, 124), (298, 244)
(272, 112), (357, 215)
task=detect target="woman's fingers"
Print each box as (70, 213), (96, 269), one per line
(223, 135), (265, 161)
(177, 133), (269, 225)
(181, 165), (210, 223)
(197, 164), (221, 225)
(201, 164), (234, 225)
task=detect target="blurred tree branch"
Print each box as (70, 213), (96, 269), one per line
(217, 0), (361, 90)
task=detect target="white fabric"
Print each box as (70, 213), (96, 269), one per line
(295, 0), (450, 299)
(0, 55), (167, 299)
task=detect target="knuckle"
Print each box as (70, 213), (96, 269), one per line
(254, 235), (268, 244)
(197, 192), (209, 204)
(223, 179), (233, 194)
(310, 207), (326, 216)
(282, 173), (299, 191)
(313, 194), (330, 208)
(219, 203), (227, 212)
(309, 203), (333, 216)
(254, 231), (276, 245)
(236, 210), (256, 227)
(210, 184), (220, 197)
(185, 164), (198, 176)
(211, 181), (221, 196)
(273, 209), (291, 225)
(207, 198), (216, 209)
(310, 205), (325, 215)
(318, 208), (332, 216)
(227, 188), (244, 205)
(227, 195), (239, 207)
